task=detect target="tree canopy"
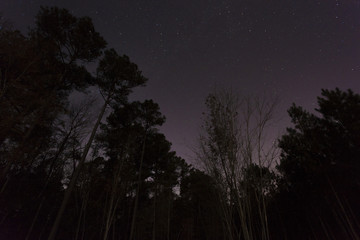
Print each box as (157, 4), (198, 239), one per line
(0, 6), (359, 240)
(273, 88), (360, 239)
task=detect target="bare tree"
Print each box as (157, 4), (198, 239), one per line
(25, 97), (95, 240)
(197, 88), (278, 240)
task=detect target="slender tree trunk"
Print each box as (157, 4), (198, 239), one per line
(103, 146), (127, 240)
(103, 193), (122, 240)
(152, 182), (157, 240)
(75, 189), (89, 240)
(129, 132), (147, 240)
(167, 188), (171, 240)
(103, 195), (115, 240)
(25, 196), (45, 240)
(25, 128), (74, 239)
(48, 95), (110, 240)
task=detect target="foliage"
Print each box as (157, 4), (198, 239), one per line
(1, 5), (360, 240)
(273, 88), (360, 239)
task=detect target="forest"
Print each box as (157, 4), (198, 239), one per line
(0, 7), (359, 240)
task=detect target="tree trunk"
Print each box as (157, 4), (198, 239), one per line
(47, 95), (110, 240)
(152, 182), (157, 240)
(129, 132), (147, 240)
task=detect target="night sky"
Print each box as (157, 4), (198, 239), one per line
(1, 0), (360, 161)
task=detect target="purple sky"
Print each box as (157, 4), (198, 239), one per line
(1, 0), (360, 162)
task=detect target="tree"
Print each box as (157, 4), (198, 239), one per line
(48, 48), (147, 239)
(21, 98), (96, 240)
(97, 100), (165, 240)
(197, 88), (278, 240)
(176, 168), (224, 240)
(126, 101), (165, 240)
(275, 88), (360, 239)
(0, 29), (58, 177)
(32, 6), (106, 67)
(0, 6), (107, 239)
(0, 6), (106, 183)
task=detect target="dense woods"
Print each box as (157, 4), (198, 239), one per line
(0, 7), (359, 240)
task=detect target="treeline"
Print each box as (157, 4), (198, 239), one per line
(198, 89), (360, 240)
(0, 7), (359, 240)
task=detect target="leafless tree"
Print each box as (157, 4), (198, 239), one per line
(197, 88), (279, 240)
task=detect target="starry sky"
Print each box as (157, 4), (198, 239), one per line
(1, 0), (360, 162)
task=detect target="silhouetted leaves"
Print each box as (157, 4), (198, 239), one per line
(1, 5), (360, 240)
(273, 88), (360, 239)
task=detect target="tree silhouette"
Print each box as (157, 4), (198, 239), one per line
(275, 88), (360, 239)
(48, 48), (147, 239)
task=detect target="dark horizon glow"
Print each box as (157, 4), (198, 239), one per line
(1, 0), (360, 161)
